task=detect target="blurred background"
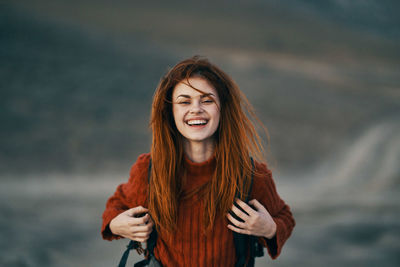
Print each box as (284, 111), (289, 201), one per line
(1, 0), (399, 266)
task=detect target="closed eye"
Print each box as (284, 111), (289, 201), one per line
(201, 96), (214, 104)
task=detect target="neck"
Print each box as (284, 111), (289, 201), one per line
(183, 139), (215, 163)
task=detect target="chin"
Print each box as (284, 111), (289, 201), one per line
(189, 135), (215, 143)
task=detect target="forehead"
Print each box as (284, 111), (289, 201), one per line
(172, 77), (218, 98)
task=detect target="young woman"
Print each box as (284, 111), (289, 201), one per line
(101, 56), (295, 266)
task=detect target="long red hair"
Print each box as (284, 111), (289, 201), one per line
(149, 56), (267, 236)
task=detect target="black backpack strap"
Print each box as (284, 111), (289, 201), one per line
(118, 240), (142, 267)
(233, 157), (255, 267)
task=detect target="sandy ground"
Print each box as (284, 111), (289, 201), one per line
(1, 165), (399, 267)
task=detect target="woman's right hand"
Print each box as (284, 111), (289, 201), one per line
(109, 206), (154, 242)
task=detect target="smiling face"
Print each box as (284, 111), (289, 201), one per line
(172, 77), (220, 146)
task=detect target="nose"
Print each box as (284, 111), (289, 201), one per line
(189, 99), (203, 114)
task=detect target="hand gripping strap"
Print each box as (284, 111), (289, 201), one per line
(118, 159), (159, 267)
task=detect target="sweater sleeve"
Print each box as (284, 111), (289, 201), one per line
(251, 161), (295, 259)
(101, 153), (151, 241)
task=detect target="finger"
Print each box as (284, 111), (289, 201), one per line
(128, 214), (150, 226)
(125, 206), (149, 217)
(132, 231), (151, 238)
(235, 199), (257, 216)
(140, 213), (150, 224)
(248, 199), (266, 212)
(147, 219), (154, 227)
(227, 224), (251, 235)
(226, 213), (246, 229)
(132, 206), (149, 216)
(146, 214), (154, 223)
(126, 232), (149, 241)
(125, 209), (135, 217)
(231, 204), (250, 222)
(130, 224), (153, 234)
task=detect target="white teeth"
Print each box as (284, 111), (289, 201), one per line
(187, 120), (207, 126)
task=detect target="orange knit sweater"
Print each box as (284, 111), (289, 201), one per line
(101, 153), (295, 266)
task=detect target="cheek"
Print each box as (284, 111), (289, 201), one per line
(213, 103), (221, 118)
(172, 106), (183, 124)
(211, 108), (221, 125)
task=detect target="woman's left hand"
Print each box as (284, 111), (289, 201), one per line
(227, 198), (277, 239)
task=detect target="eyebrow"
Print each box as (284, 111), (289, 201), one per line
(176, 93), (215, 100)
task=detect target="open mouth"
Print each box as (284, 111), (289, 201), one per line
(186, 119), (208, 126)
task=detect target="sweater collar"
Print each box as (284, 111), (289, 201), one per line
(183, 153), (216, 177)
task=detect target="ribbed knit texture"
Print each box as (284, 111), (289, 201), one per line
(101, 153), (295, 266)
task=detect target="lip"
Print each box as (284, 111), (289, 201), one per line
(185, 117), (209, 126)
(185, 117), (208, 122)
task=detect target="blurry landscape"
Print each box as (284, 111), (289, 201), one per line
(1, 0), (399, 266)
